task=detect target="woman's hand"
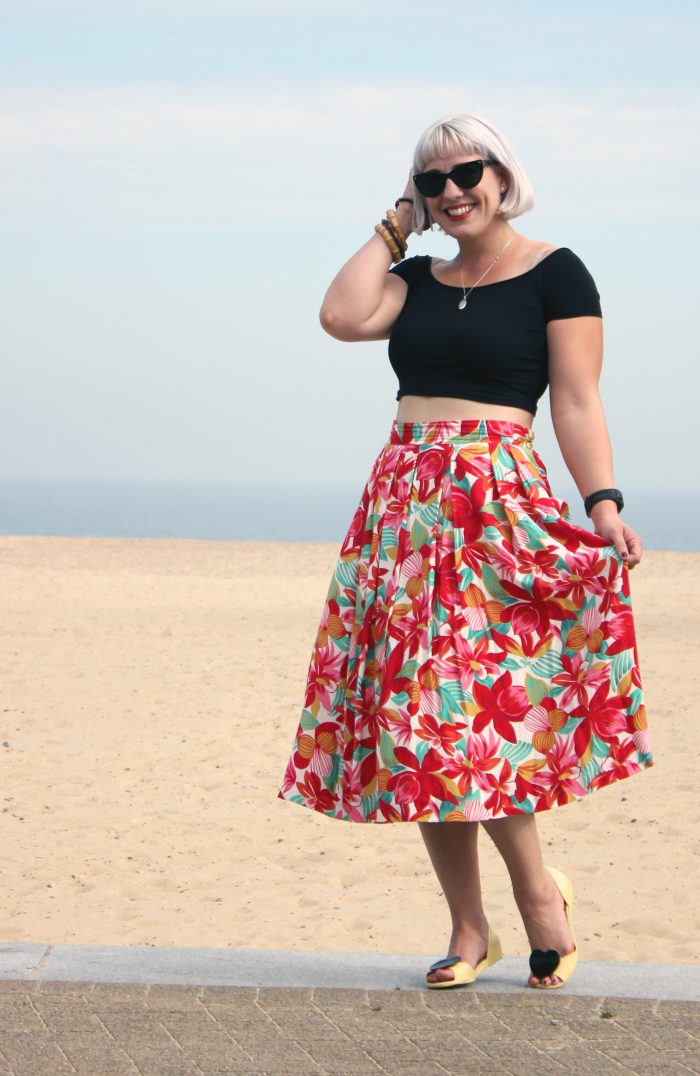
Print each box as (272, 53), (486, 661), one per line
(395, 170), (416, 236)
(590, 502), (643, 568)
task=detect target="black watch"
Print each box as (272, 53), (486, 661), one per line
(584, 488), (624, 517)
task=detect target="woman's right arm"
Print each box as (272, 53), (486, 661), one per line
(319, 196), (414, 342)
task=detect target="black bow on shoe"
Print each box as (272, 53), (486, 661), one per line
(529, 948), (561, 979)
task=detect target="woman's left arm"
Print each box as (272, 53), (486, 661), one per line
(547, 316), (642, 568)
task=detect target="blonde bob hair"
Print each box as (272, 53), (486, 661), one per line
(410, 113), (534, 234)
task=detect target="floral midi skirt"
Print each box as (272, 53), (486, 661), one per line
(278, 419), (652, 823)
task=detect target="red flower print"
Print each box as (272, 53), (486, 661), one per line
(499, 631), (550, 661)
(339, 503), (369, 558)
(483, 542), (518, 582)
(632, 705), (651, 756)
(552, 652), (609, 709)
(416, 446), (446, 483)
(552, 551), (608, 605)
(377, 643), (413, 711)
(387, 746), (456, 813)
(297, 771), (337, 813)
(380, 705), (413, 747)
(305, 645), (345, 712)
(453, 634), (503, 691)
(605, 605), (637, 656)
(340, 761), (366, 821)
(387, 587), (431, 657)
(279, 754), (298, 795)
(293, 721), (340, 774)
(400, 549), (427, 600)
(516, 546), (561, 579)
(483, 759), (519, 815)
(377, 799), (404, 823)
(408, 659), (442, 718)
(457, 582), (505, 633)
(571, 681), (632, 759)
(435, 537), (459, 608)
(458, 538), (491, 575)
(316, 598), (353, 649)
(524, 697), (568, 754)
(450, 477), (486, 542)
(565, 607), (605, 654)
(442, 728), (501, 794)
(500, 576), (575, 640)
(472, 671), (529, 743)
(534, 740), (586, 807)
(353, 680), (383, 743)
(382, 479), (412, 530)
(278, 420), (651, 823)
(434, 633), (503, 695)
(596, 558), (625, 615)
(589, 740), (641, 788)
(415, 712), (466, 754)
(454, 444), (493, 482)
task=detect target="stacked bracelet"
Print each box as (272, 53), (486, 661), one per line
(386, 209), (407, 252)
(375, 222), (402, 263)
(375, 206), (409, 263)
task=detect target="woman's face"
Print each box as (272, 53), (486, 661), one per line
(419, 150), (506, 238)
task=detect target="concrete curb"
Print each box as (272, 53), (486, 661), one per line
(2, 942), (698, 1000)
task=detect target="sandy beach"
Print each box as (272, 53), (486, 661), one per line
(1, 536), (698, 965)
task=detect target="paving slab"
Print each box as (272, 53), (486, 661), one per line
(0, 981), (698, 1076)
(1, 943), (699, 1001)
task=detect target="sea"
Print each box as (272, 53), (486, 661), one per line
(0, 479), (697, 550)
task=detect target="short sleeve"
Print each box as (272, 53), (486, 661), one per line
(389, 255), (432, 289)
(538, 248), (602, 321)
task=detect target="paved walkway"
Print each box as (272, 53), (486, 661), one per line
(1, 945), (698, 1075)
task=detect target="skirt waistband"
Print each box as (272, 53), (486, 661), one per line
(390, 419), (534, 446)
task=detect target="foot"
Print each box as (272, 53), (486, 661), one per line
(426, 921), (490, 985)
(516, 868), (575, 988)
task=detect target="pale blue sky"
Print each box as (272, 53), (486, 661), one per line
(2, 0), (698, 495)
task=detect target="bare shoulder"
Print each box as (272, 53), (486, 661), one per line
(520, 238), (558, 267)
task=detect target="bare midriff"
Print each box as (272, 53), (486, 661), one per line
(395, 395), (534, 427)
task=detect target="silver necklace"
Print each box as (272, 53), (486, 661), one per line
(457, 233), (515, 310)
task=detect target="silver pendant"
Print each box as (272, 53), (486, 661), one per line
(458, 297), (467, 310)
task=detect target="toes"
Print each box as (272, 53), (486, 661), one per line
(528, 972), (562, 988)
(427, 970), (454, 984)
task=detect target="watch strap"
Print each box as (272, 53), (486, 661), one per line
(584, 488), (624, 517)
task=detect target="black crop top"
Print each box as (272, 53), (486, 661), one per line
(388, 247), (602, 414)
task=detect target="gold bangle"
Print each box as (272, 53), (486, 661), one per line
(386, 208), (407, 250)
(382, 218), (407, 256)
(378, 223), (402, 262)
(374, 222), (403, 263)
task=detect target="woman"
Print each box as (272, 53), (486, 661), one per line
(278, 113), (652, 990)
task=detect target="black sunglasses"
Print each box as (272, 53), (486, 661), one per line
(412, 159), (498, 198)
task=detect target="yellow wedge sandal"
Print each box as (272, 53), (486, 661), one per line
(529, 866), (578, 990)
(426, 926), (503, 990)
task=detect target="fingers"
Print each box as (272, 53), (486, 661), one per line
(624, 528), (643, 569)
(614, 534), (630, 563)
(611, 527), (642, 569)
(594, 522), (643, 570)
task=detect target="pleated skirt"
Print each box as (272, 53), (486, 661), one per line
(278, 419), (652, 822)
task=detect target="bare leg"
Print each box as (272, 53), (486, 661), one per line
(481, 814), (575, 987)
(418, 821), (489, 985)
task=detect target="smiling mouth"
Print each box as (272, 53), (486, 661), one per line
(445, 204), (476, 219)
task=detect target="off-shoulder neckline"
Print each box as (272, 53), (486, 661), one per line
(427, 247), (567, 291)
